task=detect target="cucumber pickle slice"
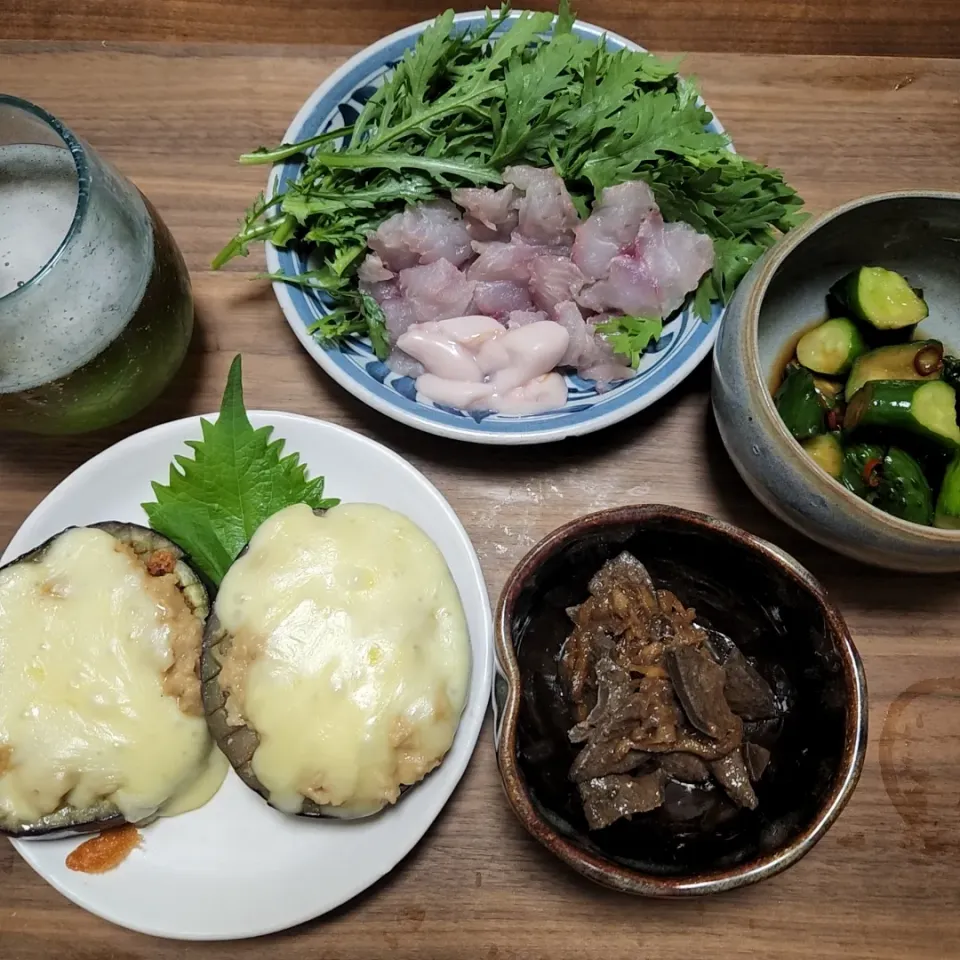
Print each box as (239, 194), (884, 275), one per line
(844, 379), (960, 451)
(831, 266), (928, 331)
(796, 318), (866, 376)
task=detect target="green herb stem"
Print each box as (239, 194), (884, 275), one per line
(238, 126), (356, 165)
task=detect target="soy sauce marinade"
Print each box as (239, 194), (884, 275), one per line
(0, 143), (193, 434)
(772, 265), (960, 528)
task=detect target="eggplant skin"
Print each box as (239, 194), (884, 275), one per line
(0, 522), (210, 839)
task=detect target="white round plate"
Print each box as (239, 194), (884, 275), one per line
(2, 412), (493, 940)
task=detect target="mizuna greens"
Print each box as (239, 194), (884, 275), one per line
(214, 2), (805, 362)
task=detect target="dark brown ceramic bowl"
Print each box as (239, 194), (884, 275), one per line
(493, 504), (867, 896)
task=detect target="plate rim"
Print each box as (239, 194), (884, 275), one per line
(264, 11), (726, 445)
(4, 410), (494, 940)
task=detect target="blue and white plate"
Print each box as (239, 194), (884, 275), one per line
(266, 11), (729, 445)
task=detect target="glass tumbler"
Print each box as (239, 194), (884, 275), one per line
(0, 96), (193, 434)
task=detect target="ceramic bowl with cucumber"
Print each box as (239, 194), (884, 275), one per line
(713, 191), (960, 572)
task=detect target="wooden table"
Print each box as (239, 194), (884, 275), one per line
(2, 37), (960, 960)
(5, 0), (960, 58)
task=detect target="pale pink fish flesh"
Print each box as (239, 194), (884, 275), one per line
(503, 165), (581, 246)
(554, 300), (636, 386)
(359, 277), (399, 303)
(355, 168), (713, 411)
(380, 297), (420, 339)
(357, 253), (395, 284)
(472, 280), (534, 317)
(528, 255), (586, 313)
(451, 185), (519, 235)
(397, 258), (476, 324)
(368, 200), (473, 271)
(467, 240), (542, 282)
(572, 180), (658, 280)
(577, 211), (714, 317)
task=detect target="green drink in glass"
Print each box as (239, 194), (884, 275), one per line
(0, 96), (193, 435)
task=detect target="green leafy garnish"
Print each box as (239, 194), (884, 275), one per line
(595, 316), (664, 368)
(142, 355), (338, 585)
(214, 1), (804, 344)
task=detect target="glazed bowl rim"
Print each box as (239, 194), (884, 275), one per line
(494, 503), (868, 896)
(740, 190), (960, 543)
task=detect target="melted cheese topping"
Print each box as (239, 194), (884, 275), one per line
(0, 527), (216, 828)
(158, 746), (229, 818)
(215, 503), (470, 818)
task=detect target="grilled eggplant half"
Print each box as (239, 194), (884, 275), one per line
(0, 523), (211, 838)
(200, 502), (470, 820)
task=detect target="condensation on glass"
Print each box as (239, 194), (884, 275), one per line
(0, 96), (193, 434)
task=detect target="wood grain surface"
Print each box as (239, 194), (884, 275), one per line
(1, 42), (960, 960)
(5, 0), (960, 58)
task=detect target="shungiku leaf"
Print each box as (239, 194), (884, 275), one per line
(142, 355), (339, 585)
(595, 316), (664, 368)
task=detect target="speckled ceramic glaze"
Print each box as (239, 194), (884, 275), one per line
(493, 505), (867, 896)
(713, 192), (960, 571)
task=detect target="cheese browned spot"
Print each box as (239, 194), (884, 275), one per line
(145, 549), (178, 577)
(213, 503), (471, 818)
(0, 745), (11, 778)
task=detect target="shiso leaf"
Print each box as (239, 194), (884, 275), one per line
(143, 355), (339, 584)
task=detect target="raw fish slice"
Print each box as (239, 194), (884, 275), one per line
(472, 280), (533, 318)
(359, 277), (399, 303)
(368, 200), (472, 271)
(552, 302), (635, 386)
(572, 180), (658, 279)
(528, 256), (586, 313)
(397, 259), (476, 325)
(451, 185), (518, 234)
(467, 240), (542, 282)
(577, 211), (714, 317)
(503, 165), (580, 246)
(380, 297), (419, 339)
(553, 301), (596, 368)
(357, 253), (394, 284)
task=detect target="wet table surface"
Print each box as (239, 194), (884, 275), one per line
(1, 37), (960, 960)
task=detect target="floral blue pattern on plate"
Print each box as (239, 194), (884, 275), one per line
(265, 11), (728, 445)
